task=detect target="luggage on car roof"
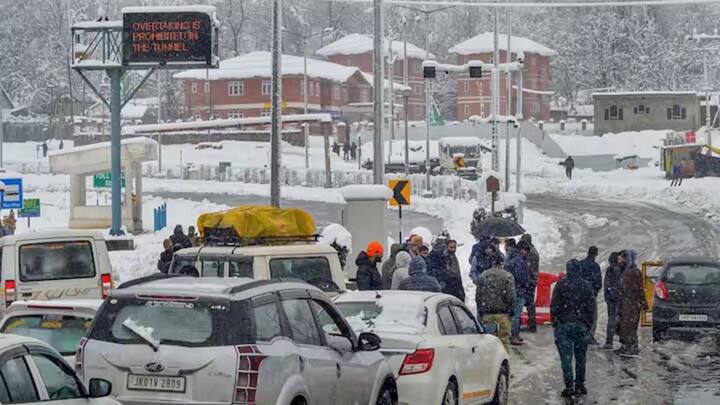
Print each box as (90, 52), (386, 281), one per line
(197, 205), (316, 243)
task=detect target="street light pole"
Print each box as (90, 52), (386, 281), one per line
(270, 0), (282, 207)
(404, 27), (410, 177)
(424, 11), (432, 194)
(373, 0), (385, 184)
(504, 2), (512, 191)
(388, 39), (396, 165)
(491, 3), (500, 172)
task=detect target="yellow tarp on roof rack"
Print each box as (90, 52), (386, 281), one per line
(197, 205), (316, 240)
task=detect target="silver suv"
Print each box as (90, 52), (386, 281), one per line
(77, 276), (398, 405)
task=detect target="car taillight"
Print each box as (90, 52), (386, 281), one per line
(100, 274), (112, 299)
(655, 280), (668, 301)
(5, 280), (16, 305)
(233, 345), (266, 405)
(75, 337), (88, 377)
(399, 348), (435, 376)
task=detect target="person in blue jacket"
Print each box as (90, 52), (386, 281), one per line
(506, 241), (531, 346)
(578, 246), (602, 344)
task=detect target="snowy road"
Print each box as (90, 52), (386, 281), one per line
(512, 195), (720, 404)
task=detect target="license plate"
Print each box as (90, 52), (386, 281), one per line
(127, 374), (186, 393)
(679, 314), (708, 322)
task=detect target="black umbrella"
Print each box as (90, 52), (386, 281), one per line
(475, 217), (526, 238)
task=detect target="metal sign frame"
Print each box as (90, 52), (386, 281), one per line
(18, 198), (41, 218)
(0, 178), (23, 209)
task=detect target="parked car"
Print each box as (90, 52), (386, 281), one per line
(0, 300), (102, 363)
(335, 291), (509, 405)
(0, 231), (113, 309)
(652, 257), (720, 341)
(79, 276), (398, 405)
(169, 243), (347, 294)
(0, 333), (118, 404)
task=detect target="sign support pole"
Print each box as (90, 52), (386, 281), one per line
(109, 68), (123, 236)
(398, 205), (403, 243)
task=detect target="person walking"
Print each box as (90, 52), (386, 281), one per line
(342, 142), (350, 160)
(381, 243), (404, 289)
(550, 259), (596, 398)
(602, 252), (623, 350)
(506, 241), (531, 346)
(579, 246), (602, 344)
(616, 250), (647, 357)
(157, 239), (174, 273)
(476, 256), (516, 351)
(350, 142), (358, 160)
(441, 240), (466, 302)
(470, 237), (503, 319)
(170, 225), (192, 248)
(356, 241), (384, 291)
(564, 156), (575, 179)
(398, 256), (442, 292)
(670, 161), (683, 187)
(390, 251), (412, 289)
(520, 234), (540, 332)
(42, 141), (49, 157)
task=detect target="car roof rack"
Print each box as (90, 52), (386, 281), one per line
(203, 234), (320, 247)
(116, 273), (187, 289)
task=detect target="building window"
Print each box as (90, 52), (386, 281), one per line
(204, 82), (210, 93)
(262, 80), (272, 96)
(191, 81), (198, 94)
(464, 81), (470, 94)
(634, 104), (650, 115)
(667, 104), (686, 120)
(533, 103), (541, 114)
(415, 84), (423, 95)
(464, 104), (470, 116)
(261, 110), (272, 117)
(347, 55), (353, 66)
(193, 112), (202, 120)
(342, 88), (348, 102)
(228, 81), (244, 96)
(228, 111), (244, 119)
(315, 82), (321, 97)
(300, 81), (305, 97)
(333, 86), (341, 100)
(604, 105), (623, 120)
(361, 89), (369, 101)
(416, 104), (424, 117)
(209, 112), (219, 120)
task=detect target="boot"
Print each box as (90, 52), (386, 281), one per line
(528, 324), (538, 333)
(510, 336), (525, 346)
(561, 386), (574, 398)
(614, 345), (627, 355)
(600, 342), (614, 351)
(575, 384), (587, 396)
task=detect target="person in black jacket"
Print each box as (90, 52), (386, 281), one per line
(356, 241), (384, 290)
(579, 246), (602, 344)
(399, 257), (442, 292)
(157, 239), (174, 273)
(602, 252), (622, 350)
(170, 225), (192, 249)
(551, 259), (596, 399)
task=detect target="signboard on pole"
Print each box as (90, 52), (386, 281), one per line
(122, 7), (219, 68)
(388, 179), (411, 243)
(18, 198), (40, 218)
(0, 178), (23, 209)
(93, 172), (126, 189)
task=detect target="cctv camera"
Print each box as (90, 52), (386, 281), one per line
(517, 51), (525, 63)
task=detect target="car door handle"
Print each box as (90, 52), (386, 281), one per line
(298, 356), (305, 372)
(336, 362), (342, 378)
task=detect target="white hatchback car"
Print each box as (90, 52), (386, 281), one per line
(335, 291), (509, 405)
(79, 276), (398, 405)
(0, 333), (118, 404)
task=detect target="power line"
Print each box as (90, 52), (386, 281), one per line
(330, 0), (720, 8)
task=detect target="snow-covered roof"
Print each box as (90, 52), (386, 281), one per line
(438, 137), (482, 147)
(360, 72), (411, 92)
(174, 51), (365, 83)
(317, 33), (434, 60)
(449, 32), (557, 57)
(71, 20), (122, 30)
(121, 104), (148, 120)
(340, 185), (393, 201)
(592, 91), (698, 97)
(122, 5), (216, 15)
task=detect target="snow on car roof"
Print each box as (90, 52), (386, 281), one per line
(335, 291), (439, 335)
(450, 32), (557, 57)
(317, 33), (434, 60)
(174, 51), (364, 83)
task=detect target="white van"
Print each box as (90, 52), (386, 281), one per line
(169, 243), (348, 294)
(0, 231), (113, 309)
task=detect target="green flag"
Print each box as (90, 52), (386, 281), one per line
(430, 97), (445, 126)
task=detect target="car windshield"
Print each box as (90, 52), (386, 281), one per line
(666, 263), (720, 285)
(269, 257), (338, 291)
(169, 255), (196, 274)
(0, 314), (92, 356)
(335, 297), (426, 335)
(19, 241), (96, 282)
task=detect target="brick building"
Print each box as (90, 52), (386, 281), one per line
(174, 51), (372, 120)
(449, 33), (556, 122)
(317, 33), (433, 121)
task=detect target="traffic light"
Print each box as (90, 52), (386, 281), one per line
(423, 65), (436, 79)
(469, 66), (482, 78)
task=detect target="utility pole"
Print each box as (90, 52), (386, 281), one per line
(388, 39), (396, 164)
(424, 10), (432, 195)
(373, 0), (385, 184)
(504, 3), (512, 192)
(157, 70), (163, 174)
(404, 25), (410, 177)
(303, 37), (309, 115)
(270, 0), (282, 207)
(109, 68), (123, 235)
(516, 56), (524, 194)
(491, 3), (500, 172)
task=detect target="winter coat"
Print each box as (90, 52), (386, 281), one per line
(381, 244), (404, 289)
(564, 157), (575, 170)
(391, 251), (412, 290)
(437, 251), (466, 302)
(603, 254), (622, 304)
(475, 265), (516, 315)
(505, 250), (530, 298)
(617, 251), (647, 339)
(157, 250), (174, 274)
(356, 251), (383, 291)
(550, 259), (596, 332)
(469, 239), (496, 283)
(578, 255), (602, 296)
(170, 225), (192, 249)
(426, 248), (447, 280)
(399, 257), (442, 293)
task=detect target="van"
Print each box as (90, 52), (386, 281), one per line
(169, 243), (347, 294)
(0, 231), (113, 308)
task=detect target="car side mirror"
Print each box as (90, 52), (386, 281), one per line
(88, 378), (112, 398)
(358, 332), (382, 351)
(327, 333), (353, 354)
(483, 321), (499, 336)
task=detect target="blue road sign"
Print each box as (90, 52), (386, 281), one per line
(0, 178), (23, 209)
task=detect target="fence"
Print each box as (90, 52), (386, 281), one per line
(154, 202), (167, 232)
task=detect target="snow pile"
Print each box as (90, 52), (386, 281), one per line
(361, 140), (439, 164)
(581, 214), (610, 228)
(319, 224), (352, 251)
(550, 130), (667, 160)
(340, 185), (392, 201)
(317, 33), (433, 60)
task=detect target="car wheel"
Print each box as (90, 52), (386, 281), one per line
(442, 380), (458, 405)
(376, 380), (398, 405)
(489, 364), (509, 405)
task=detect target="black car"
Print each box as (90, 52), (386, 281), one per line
(652, 257), (720, 341)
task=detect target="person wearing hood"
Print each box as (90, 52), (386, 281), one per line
(356, 241), (384, 291)
(426, 238), (448, 282)
(170, 225), (192, 249)
(439, 240), (466, 302)
(579, 246), (602, 344)
(399, 257), (442, 292)
(520, 234), (540, 332)
(550, 259), (596, 399)
(476, 255), (516, 351)
(382, 243), (405, 289)
(187, 226), (199, 247)
(157, 239), (174, 274)
(405, 234), (425, 258)
(616, 250), (648, 356)
(506, 241), (531, 346)
(602, 252), (623, 350)
(391, 251), (412, 289)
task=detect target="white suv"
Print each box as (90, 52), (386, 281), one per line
(78, 276), (398, 405)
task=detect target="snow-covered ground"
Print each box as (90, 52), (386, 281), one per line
(550, 130), (667, 159)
